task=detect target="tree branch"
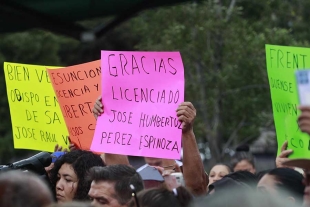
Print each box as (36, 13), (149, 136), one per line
(221, 116), (245, 157)
(231, 134), (257, 150)
(214, 0), (223, 18)
(225, 0), (236, 22)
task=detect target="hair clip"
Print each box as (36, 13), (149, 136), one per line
(173, 188), (178, 196)
(130, 184), (140, 207)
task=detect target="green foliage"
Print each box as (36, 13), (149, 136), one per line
(0, 30), (65, 163)
(129, 0), (309, 162)
(0, 22), (137, 163)
(1, 0), (310, 163)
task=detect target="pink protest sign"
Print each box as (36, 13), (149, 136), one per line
(91, 51), (184, 159)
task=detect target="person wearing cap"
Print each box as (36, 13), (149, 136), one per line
(45, 151), (66, 178)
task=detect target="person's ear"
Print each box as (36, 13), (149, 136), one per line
(286, 196), (296, 204)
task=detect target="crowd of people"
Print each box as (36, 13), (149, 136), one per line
(1, 99), (310, 207)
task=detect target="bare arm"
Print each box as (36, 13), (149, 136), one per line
(103, 153), (130, 166)
(177, 102), (208, 196)
(182, 130), (208, 196)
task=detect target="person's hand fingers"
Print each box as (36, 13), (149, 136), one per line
(178, 115), (188, 123)
(92, 105), (101, 119)
(94, 104), (103, 114)
(69, 143), (76, 151)
(162, 169), (175, 176)
(280, 141), (288, 152)
(279, 149), (293, 158)
(92, 96), (103, 119)
(177, 102), (196, 133)
(176, 109), (191, 119)
(276, 157), (292, 168)
(64, 148), (68, 152)
(178, 102), (195, 111)
(59, 146), (63, 151)
(281, 157), (291, 163)
(174, 163), (181, 173)
(96, 96), (103, 110)
(299, 119), (310, 134)
(298, 111), (310, 122)
(153, 166), (165, 174)
(299, 106), (310, 112)
(54, 144), (59, 152)
(176, 105), (196, 115)
(164, 175), (180, 190)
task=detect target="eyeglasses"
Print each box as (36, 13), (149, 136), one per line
(130, 184), (140, 207)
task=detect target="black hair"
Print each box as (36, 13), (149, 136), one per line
(236, 144), (250, 152)
(225, 170), (258, 186)
(256, 169), (271, 180)
(266, 168), (304, 206)
(210, 164), (232, 173)
(129, 186), (192, 207)
(208, 171), (257, 194)
(50, 150), (105, 201)
(88, 165), (144, 205)
(47, 201), (92, 207)
(230, 152), (256, 170)
(0, 170), (53, 207)
(193, 189), (296, 207)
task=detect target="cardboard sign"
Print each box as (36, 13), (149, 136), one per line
(91, 51), (185, 159)
(4, 62), (69, 152)
(47, 60), (100, 150)
(266, 45), (310, 158)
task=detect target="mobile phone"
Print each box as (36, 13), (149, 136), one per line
(171, 172), (185, 186)
(296, 70), (310, 105)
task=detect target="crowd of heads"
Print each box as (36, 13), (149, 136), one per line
(1, 100), (310, 207)
(1, 142), (308, 207)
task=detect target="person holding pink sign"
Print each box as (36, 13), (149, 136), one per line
(92, 97), (208, 196)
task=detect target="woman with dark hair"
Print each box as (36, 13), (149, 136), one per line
(208, 164), (231, 186)
(208, 170), (257, 195)
(49, 150), (105, 203)
(129, 186), (192, 207)
(230, 151), (256, 174)
(257, 168), (304, 206)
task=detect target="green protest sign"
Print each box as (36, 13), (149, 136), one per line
(266, 44), (310, 158)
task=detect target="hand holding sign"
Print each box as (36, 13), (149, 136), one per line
(91, 51), (185, 159)
(298, 106), (310, 135)
(93, 96), (104, 119)
(266, 45), (310, 158)
(276, 141), (293, 168)
(177, 102), (196, 133)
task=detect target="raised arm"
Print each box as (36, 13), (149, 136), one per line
(177, 102), (208, 196)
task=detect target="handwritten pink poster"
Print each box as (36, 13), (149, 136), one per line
(91, 51), (185, 159)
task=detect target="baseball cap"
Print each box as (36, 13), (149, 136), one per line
(137, 165), (164, 181)
(51, 151), (66, 163)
